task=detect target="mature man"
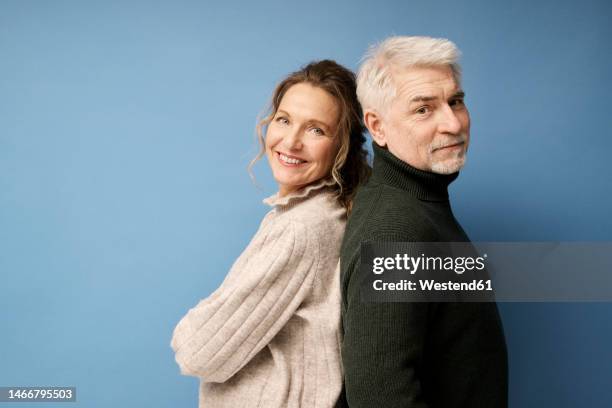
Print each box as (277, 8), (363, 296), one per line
(339, 37), (508, 407)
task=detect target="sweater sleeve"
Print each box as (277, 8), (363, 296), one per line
(170, 218), (317, 383)
(342, 247), (430, 408)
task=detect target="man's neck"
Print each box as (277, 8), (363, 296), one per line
(370, 143), (459, 201)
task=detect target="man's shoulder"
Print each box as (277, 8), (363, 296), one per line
(340, 182), (439, 275)
(347, 181), (438, 240)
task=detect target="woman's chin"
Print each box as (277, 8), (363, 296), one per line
(272, 168), (329, 194)
(273, 174), (305, 188)
(274, 177), (311, 195)
(276, 181), (303, 194)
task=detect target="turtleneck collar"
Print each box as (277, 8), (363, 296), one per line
(371, 142), (459, 202)
(263, 177), (336, 209)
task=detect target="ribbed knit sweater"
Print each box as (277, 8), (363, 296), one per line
(171, 179), (346, 408)
(339, 143), (508, 407)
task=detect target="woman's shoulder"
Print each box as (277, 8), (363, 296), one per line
(277, 189), (345, 229)
(264, 180), (345, 224)
(259, 187), (345, 251)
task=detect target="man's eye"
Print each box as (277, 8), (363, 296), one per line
(450, 99), (464, 107)
(416, 106), (430, 115)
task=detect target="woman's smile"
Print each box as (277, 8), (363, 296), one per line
(276, 151), (307, 166)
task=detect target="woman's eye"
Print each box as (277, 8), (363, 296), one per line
(276, 117), (289, 125)
(310, 127), (324, 136)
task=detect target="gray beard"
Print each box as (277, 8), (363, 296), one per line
(430, 154), (466, 174)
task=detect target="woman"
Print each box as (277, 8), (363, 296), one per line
(170, 60), (370, 407)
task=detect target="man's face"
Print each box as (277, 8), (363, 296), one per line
(370, 65), (470, 174)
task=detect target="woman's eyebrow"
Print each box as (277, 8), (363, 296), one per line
(307, 118), (333, 130)
(275, 109), (333, 130)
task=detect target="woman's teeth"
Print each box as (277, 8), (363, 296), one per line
(279, 153), (305, 165)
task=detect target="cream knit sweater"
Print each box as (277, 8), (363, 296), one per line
(171, 179), (346, 407)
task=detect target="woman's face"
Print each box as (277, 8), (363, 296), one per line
(265, 82), (341, 197)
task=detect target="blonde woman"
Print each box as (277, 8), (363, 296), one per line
(171, 60), (369, 407)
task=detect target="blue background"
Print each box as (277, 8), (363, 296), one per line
(1, 0), (611, 407)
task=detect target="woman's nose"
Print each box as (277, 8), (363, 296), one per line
(281, 128), (303, 150)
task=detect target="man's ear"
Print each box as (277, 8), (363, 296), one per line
(364, 109), (386, 147)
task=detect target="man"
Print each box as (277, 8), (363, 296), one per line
(340, 36), (508, 407)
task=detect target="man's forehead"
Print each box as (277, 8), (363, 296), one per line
(391, 65), (460, 100)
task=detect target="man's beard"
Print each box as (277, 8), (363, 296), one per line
(431, 151), (466, 174)
(429, 133), (468, 174)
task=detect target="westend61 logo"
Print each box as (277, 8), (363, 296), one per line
(372, 253), (487, 275)
(362, 242), (612, 302)
(361, 242), (497, 302)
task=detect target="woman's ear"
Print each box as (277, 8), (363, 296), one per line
(364, 110), (386, 147)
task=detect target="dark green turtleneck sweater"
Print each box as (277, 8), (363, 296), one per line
(339, 143), (508, 407)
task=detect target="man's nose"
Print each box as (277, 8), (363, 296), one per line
(439, 106), (462, 135)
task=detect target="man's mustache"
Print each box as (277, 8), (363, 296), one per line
(430, 133), (468, 152)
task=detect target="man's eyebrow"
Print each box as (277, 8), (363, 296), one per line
(410, 95), (437, 103)
(410, 91), (466, 104)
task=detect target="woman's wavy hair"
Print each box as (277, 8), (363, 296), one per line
(249, 60), (371, 211)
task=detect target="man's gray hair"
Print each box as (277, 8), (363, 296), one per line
(356, 36), (462, 114)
